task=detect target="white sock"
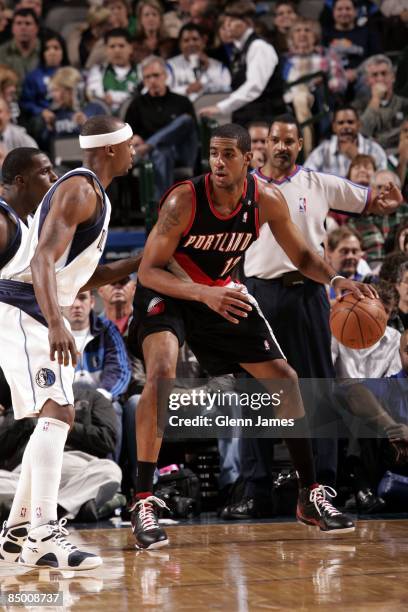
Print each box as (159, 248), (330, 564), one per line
(6, 437), (32, 527)
(30, 417), (69, 528)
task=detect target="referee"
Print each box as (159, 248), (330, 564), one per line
(221, 114), (403, 519)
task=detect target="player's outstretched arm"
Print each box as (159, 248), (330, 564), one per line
(80, 254), (143, 291)
(138, 185), (252, 323)
(31, 176), (98, 367)
(258, 182), (378, 300)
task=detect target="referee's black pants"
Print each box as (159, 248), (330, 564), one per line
(241, 276), (338, 497)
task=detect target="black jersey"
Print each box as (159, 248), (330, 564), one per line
(162, 173), (260, 286)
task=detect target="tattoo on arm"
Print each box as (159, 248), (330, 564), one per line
(156, 203), (181, 235)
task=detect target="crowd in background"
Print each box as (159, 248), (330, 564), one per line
(1, 0), (408, 522)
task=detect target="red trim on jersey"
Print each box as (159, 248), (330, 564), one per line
(181, 181), (197, 237)
(205, 174), (243, 220)
(158, 180), (188, 210)
(158, 180), (197, 238)
(253, 175), (260, 237)
(174, 252), (231, 286)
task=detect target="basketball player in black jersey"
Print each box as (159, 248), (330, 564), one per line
(129, 123), (377, 550)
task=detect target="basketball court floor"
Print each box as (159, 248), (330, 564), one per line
(1, 518), (408, 610)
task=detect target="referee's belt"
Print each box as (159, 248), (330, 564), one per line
(280, 271), (307, 287)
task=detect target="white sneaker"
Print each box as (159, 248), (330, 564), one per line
(0, 521), (30, 563)
(19, 519), (102, 571)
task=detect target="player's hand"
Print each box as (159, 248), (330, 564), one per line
(199, 285), (253, 324)
(333, 278), (379, 301)
(49, 322), (78, 367)
(370, 182), (403, 215)
(385, 423), (408, 443)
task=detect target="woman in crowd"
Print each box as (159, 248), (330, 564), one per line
(38, 66), (106, 152)
(133, 0), (175, 63)
(20, 32), (69, 138)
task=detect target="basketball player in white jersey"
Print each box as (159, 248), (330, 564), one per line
(0, 117), (136, 570)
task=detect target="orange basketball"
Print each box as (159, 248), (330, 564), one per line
(330, 294), (388, 349)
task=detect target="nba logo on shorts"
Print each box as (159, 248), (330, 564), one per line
(298, 197), (307, 213)
(242, 212), (248, 223)
(35, 368), (56, 388)
(35, 507), (42, 518)
(42, 421), (49, 431)
(264, 339), (270, 351)
(20, 507), (27, 518)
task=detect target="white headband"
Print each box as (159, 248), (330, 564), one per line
(79, 123), (133, 149)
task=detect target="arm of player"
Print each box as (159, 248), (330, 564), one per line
(138, 185), (252, 324)
(258, 182), (378, 300)
(80, 254), (143, 291)
(30, 177), (98, 367)
(0, 211), (16, 254)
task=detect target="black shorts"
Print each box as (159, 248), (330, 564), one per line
(130, 282), (285, 375)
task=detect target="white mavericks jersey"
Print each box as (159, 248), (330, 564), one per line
(0, 198), (28, 273)
(245, 165), (370, 279)
(1, 167), (111, 307)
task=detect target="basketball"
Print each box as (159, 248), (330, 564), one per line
(330, 294), (388, 349)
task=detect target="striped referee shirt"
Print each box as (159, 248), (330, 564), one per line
(245, 165), (370, 279)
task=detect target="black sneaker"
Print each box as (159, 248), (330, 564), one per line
(130, 496), (169, 550)
(297, 485), (355, 533)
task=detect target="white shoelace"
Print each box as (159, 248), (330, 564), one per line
(309, 485), (341, 517)
(134, 496), (169, 532)
(50, 518), (77, 552)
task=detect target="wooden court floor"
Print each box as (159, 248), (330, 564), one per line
(1, 519), (408, 611)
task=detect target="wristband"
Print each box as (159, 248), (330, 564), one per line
(329, 275), (345, 287)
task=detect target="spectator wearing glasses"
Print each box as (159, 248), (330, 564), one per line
(305, 106), (387, 176)
(125, 55), (198, 199)
(355, 55), (408, 152)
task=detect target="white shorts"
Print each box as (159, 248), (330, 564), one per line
(0, 302), (74, 419)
